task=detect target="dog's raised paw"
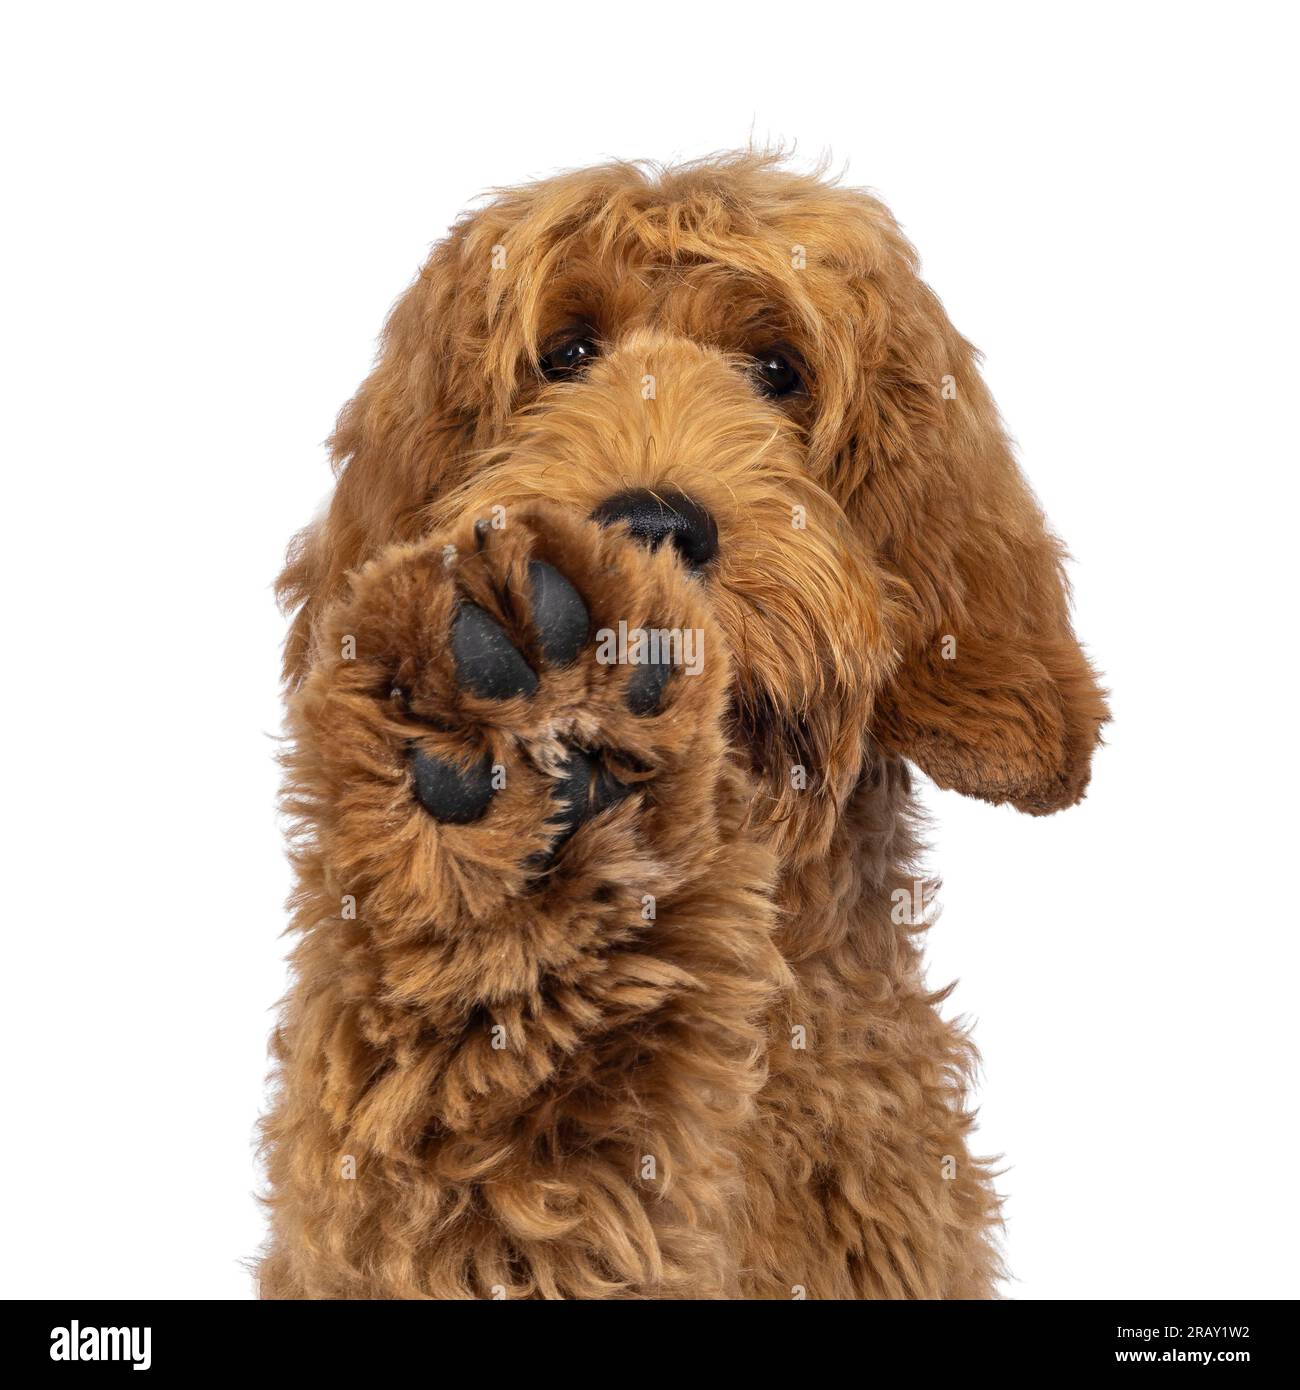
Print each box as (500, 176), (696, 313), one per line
(309, 503), (726, 904)
(406, 550), (666, 838)
(383, 522), (698, 869)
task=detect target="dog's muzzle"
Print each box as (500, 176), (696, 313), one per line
(591, 488), (719, 569)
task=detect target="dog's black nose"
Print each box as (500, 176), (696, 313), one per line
(590, 488), (719, 568)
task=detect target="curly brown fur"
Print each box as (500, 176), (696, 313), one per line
(259, 152), (1107, 1299)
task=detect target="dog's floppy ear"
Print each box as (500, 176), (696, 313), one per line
(857, 282), (1109, 815)
(276, 233), (486, 686)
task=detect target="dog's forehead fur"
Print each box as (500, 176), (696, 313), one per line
(415, 152), (931, 475)
(467, 155), (902, 349)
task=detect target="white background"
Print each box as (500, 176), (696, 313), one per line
(2, 1), (1296, 1300)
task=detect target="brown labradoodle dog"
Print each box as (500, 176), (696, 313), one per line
(258, 152), (1107, 1299)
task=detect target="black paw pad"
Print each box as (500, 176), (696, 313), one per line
(410, 746), (496, 824)
(626, 657), (673, 716)
(544, 746), (632, 854)
(450, 602), (538, 700)
(528, 561), (589, 667)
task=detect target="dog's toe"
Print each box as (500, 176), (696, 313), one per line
(528, 560), (589, 667)
(409, 746), (497, 824)
(626, 655), (673, 716)
(451, 603), (539, 699)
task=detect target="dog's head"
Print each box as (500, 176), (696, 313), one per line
(281, 153), (1107, 846)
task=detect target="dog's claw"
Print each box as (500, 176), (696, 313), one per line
(409, 746), (497, 824)
(451, 602), (539, 699)
(528, 560), (589, 667)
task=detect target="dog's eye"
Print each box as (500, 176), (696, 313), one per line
(751, 349), (803, 399)
(539, 335), (600, 381)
